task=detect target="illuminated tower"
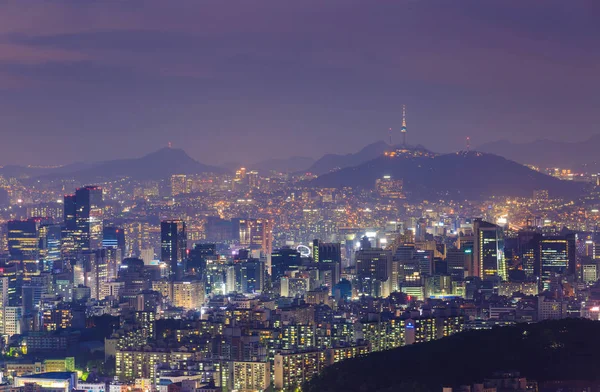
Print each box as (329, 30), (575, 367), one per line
(400, 105), (407, 147)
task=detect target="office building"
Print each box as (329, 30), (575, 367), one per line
(7, 218), (41, 274)
(355, 248), (392, 297)
(473, 219), (506, 280)
(161, 220), (187, 279)
(539, 236), (575, 291)
(239, 218), (273, 255)
(74, 186), (104, 252)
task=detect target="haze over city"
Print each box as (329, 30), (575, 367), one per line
(0, 1), (598, 166)
(1, 2), (600, 392)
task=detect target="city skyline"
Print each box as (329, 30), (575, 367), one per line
(1, 3), (600, 391)
(0, 1), (598, 165)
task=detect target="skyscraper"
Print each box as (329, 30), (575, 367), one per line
(473, 219), (506, 281)
(355, 248), (392, 297)
(63, 194), (77, 231)
(7, 218), (41, 274)
(39, 224), (62, 272)
(161, 220), (187, 279)
(239, 218), (273, 255)
(75, 186), (104, 252)
(539, 236), (575, 291)
(64, 187), (104, 253)
(312, 240), (341, 264)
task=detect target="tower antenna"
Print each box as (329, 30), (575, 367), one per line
(388, 128), (393, 146)
(400, 105), (407, 147)
(466, 136), (471, 152)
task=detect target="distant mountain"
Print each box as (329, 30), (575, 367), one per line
(304, 141), (391, 175)
(307, 150), (583, 200)
(0, 162), (98, 179)
(250, 156), (315, 173)
(305, 319), (600, 392)
(477, 135), (600, 169)
(33, 147), (227, 182)
(220, 161), (244, 172)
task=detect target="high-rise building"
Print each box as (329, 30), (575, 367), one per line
(517, 230), (542, 278)
(7, 218), (41, 274)
(239, 218), (273, 255)
(355, 248), (392, 297)
(473, 219), (506, 280)
(172, 280), (205, 310)
(64, 187), (103, 252)
(160, 220), (187, 279)
(76, 186), (104, 251)
(39, 224), (62, 272)
(0, 276), (9, 335)
(63, 195), (77, 231)
(78, 249), (109, 300)
(312, 240), (341, 264)
(539, 236), (575, 291)
(234, 259), (264, 294)
(271, 248), (301, 282)
(232, 361), (270, 392)
(102, 227), (125, 254)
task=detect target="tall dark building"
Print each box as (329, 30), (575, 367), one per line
(473, 219), (506, 281)
(161, 220), (187, 280)
(63, 194), (77, 231)
(64, 187), (103, 252)
(118, 258), (151, 302)
(7, 218), (41, 274)
(102, 226), (126, 259)
(445, 248), (469, 281)
(355, 248), (392, 297)
(39, 224), (62, 272)
(235, 258), (264, 294)
(238, 218), (273, 255)
(312, 240), (341, 264)
(517, 230), (542, 278)
(188, 243), (216, 277)
(271, 247), (301, 282)
(539, 235), (575, 291)
(75, 186), (104, 252)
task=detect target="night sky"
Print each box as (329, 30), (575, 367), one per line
(0, 1), (598, 166)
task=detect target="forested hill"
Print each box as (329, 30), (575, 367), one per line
(304, 318), (600, 392)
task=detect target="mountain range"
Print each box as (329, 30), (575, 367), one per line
(2, 147), (227, 182)
(304, 140), (392, 175)
(478, 134), (600, 169)
(222, 156), (315, 174)
(307, 150), (584, 200)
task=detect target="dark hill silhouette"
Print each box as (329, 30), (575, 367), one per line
(27, 147), (227, 182)
(70, 147), (227, 180)
(307, 151), (583, 200)
(305, 318), (600, 392)
(478, 134), (600, 169)
(0, 162), (99, 179)
(305, 140), (391, 175)
(249, 156), (315, 173)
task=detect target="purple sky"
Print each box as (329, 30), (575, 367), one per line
(0, 0), (598, 166)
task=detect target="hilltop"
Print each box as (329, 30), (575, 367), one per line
(305, 318), (600, 392)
